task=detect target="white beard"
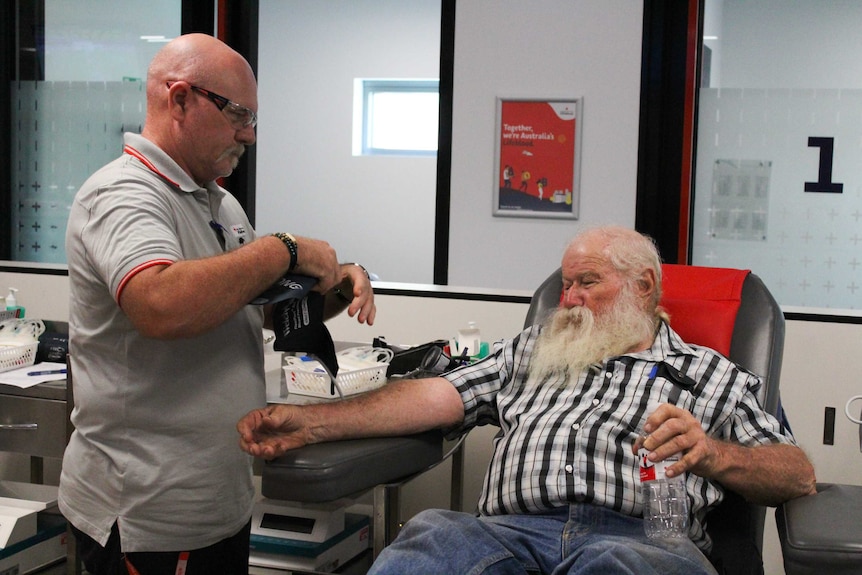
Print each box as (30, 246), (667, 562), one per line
(528, 287), (658, 383)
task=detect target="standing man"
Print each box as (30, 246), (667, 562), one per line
(238, 226), (815, 575)
(60, 33), (375, 575)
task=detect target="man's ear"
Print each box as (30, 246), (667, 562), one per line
(167, 84), (189, 121)
(636, 268), (657, 301)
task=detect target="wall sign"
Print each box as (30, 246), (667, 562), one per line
(709, 159), (771, 241)
(493, 98), (583, 219)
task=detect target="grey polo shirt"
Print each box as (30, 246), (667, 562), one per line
(60, 132), (266, 552)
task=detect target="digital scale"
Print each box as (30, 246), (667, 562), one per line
(0, 481), (67, 574)
(249, 499), (371, 573)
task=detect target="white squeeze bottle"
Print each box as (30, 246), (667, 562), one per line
(6, 288), (25, 318)
(455, 321), (481, 358)
(638, 428), (689, 539)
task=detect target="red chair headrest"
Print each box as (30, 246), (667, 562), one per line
(659, 264), (750, 356)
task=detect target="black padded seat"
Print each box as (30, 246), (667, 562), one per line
(262, 431), (444, 502)
(776, 482), (862, 574)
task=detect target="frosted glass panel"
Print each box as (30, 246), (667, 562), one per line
(6, 0), (179, 264)
(694, 88), (862, 310)
(11, 81), (145, 263)
(694, 1), (862, 311)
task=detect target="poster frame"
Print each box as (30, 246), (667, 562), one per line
(492, 97), (583, 220)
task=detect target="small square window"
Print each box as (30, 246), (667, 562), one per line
(354, 79), (439, 156)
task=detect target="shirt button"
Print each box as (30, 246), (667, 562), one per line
(605, 372), (612, 379)
(565, 464), (573, 473)
(572, 423), (580, 430)
(592, 399), (600, 406)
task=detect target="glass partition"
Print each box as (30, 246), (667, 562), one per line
(692, 0), (862, 312)
(12, 80), (146, 263)
(255, 0), (443, 284)
(7, 0), (180, 264)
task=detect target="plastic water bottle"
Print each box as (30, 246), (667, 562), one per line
(639, 444), (689, 539)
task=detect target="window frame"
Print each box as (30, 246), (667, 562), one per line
(358, 78), (440, 157)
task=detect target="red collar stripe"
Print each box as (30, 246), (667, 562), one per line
(123, 145), (181, 188)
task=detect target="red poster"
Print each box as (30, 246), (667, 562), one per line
(494, 99), (581, 219)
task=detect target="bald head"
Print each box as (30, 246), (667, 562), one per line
(140, 34), (257, 185)
(146, 34), (255, 107)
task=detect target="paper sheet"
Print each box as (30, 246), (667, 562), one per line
(0, 362), (67, 388)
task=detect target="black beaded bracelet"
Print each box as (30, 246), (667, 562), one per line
(271, 232), (298, 272)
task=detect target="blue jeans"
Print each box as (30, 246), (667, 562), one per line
(368, 505), (718, 575)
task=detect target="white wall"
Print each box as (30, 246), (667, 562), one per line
(256, 0), (440, 284)
(255, 0), (644, 291)
(446, 0), (644, 291)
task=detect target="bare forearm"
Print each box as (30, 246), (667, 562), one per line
(238, 376), (463, 459)
(122, 236), (289, 338)
(302, 377), (464, 444)
(707, 441), (817, 505)
(122, 234), (344, 338)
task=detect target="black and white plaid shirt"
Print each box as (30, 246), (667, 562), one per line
(443, 321), (795, 552)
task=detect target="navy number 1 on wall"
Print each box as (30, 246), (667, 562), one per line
(805, 137), (843, 193)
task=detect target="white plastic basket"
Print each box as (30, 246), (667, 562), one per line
(0, 342), (40, 373)
(283, 348), (391, 399)
(0, 319), (46, 373)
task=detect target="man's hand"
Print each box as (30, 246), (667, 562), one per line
(632, 403), (817, 505)
(292, 236), (342, 293)
(632, 403), (716, 479)
(329, 263), (376, 325)
(237, 404), (309, 459)
(238, 378), (465, 461)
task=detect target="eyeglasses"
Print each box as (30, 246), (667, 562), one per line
(166, 81), (257, 129)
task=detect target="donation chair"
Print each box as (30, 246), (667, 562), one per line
(262, 422), (464, 563)
(525, 263), (785, 575)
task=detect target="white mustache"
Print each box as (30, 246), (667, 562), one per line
(219, 146), (245, 162)
(528, 292), (657, 385)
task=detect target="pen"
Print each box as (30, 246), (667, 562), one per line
(27, 368), (67, 377)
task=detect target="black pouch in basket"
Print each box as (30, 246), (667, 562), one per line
(273, 291), (339, 378)
(37, 332), (69, 363)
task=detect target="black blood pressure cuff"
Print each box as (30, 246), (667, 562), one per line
(273, 291), (339, 377)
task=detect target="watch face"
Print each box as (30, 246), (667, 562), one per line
(249, 274), (317, 305)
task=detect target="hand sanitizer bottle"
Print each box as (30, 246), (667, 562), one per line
(6, 288), (25, 318)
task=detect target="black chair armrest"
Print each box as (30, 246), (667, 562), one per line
(776, 482), (862, 574)
(262, 431), (444, 502)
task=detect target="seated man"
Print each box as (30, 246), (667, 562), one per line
(238, 225), (816, 575)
